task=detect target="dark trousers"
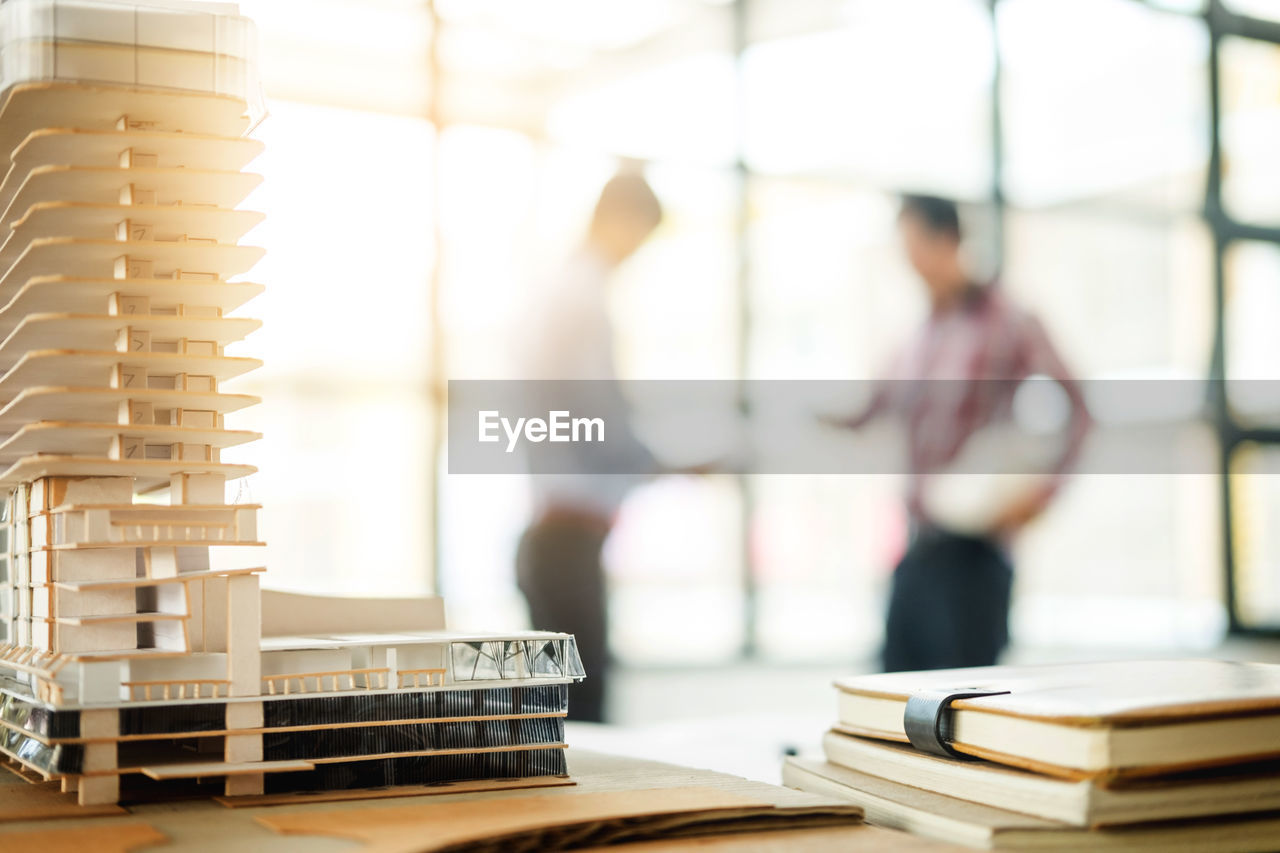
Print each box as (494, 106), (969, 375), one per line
(882, 529), (1013, 672)
(516, 515), (609, 722)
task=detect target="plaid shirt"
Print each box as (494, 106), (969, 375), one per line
(863, 285), (1090, 520)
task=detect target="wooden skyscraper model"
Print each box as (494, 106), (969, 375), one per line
(0, 0), (583, 805)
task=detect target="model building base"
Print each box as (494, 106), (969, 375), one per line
(0, 0), (586, 807)
(3, 649), (581, 801)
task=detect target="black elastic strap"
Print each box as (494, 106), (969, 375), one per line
(903, 688), (1010, 759)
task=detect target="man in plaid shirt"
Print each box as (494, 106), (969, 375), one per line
(845, 195), (1090, 672)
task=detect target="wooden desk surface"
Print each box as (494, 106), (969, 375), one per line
(0, 749), (962, 851)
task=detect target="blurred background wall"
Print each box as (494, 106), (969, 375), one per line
(221, 0), (1280, 685)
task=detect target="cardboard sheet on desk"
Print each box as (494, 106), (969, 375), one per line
(215, 774), (576, 808)
(575, 824), (960, 852)
(0, 823), (165, 853)
(257, 786), (864, 853)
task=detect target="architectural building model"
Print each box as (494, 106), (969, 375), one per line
(0, 0), (583, 805)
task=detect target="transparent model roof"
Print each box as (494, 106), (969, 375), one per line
(0, 0), (263, 125)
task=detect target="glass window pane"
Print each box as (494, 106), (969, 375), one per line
(1224, 0), (1280, 20)
(743, 0), (993, 197)
(746, 179), (926, 380)
(608, 477), (745, 665)
(1004, 210), (1212, 378)
(240, 0), (432, 114)
(237, 101), (434, 380)
(437, 472), (532, 630)
(224, 101), (434, 596)
(612, 165), (740, 379)
(223, 391), (434, 596)
(437, 125), (543, 380)
(750, 477), (906, 661)
(1231, 444), (1280, 629)
(1015, 469), (1224, 648)
(548, 52), (738, 166)
(999, 0), (1207, 210)
(1222, 37), (1280, 226)
(1226, 241), (1280, 423)
(434, 0), (725, 134)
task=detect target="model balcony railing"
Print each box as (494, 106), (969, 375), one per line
(0, 644), (67, 674)
(46, 505), (260, 547)
(112, 520), (235, 543)
(261, 667), (389, 695)
(124, 678), (231, 701)
(0, 644), (69, 704)
(396, 667), (446, 688)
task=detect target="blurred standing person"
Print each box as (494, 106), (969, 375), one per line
(515, 170), (663, 721)
(836, 195), (1090, 672)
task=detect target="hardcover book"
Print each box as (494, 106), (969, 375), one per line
(835, 660), (1280, 779)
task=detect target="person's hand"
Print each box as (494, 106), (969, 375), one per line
(989, 484), (1054, 537)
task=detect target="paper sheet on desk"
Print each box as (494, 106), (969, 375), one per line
(256, 786), (864, 853)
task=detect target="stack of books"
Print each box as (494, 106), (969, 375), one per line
(784, 660), (1280, 850)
